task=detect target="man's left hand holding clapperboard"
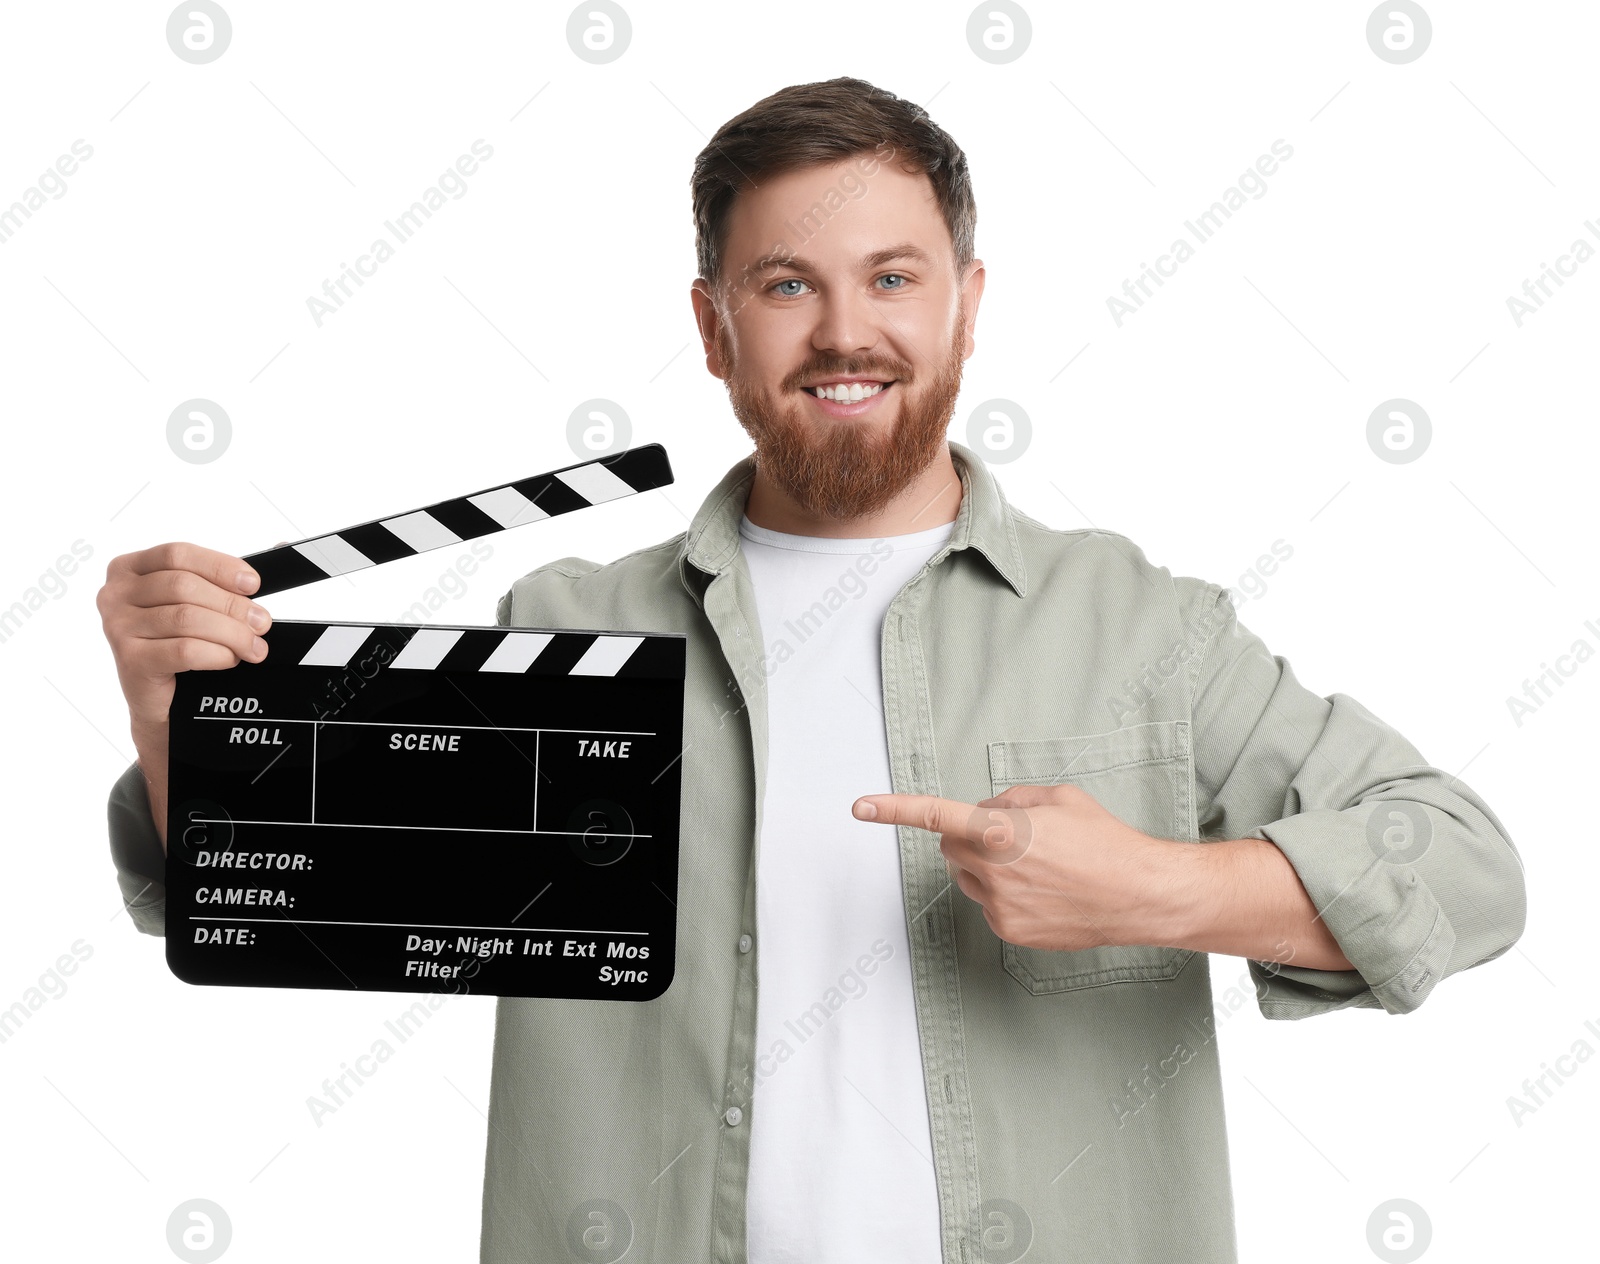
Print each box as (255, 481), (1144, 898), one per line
(163, 445), (684, 1001)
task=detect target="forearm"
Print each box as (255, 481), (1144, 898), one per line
(1154, 836), (1356, 972)
(131, 719), (170, 853)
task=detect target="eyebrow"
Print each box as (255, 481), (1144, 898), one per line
(749, 242), (937, 275)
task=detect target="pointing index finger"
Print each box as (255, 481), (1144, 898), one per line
(853, 793), (982, 840)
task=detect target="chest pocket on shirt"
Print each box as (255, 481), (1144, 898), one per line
(986, 719), (1196, 995)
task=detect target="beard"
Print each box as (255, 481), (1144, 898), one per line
(718, 300), (967, 522)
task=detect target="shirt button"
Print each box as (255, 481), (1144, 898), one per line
(737, 934), (752, 954)
(724, 1106), (743, 1127)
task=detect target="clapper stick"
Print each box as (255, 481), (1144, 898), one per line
(242, 443), (673, 596)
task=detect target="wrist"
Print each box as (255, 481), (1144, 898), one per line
(130, 713), (167, 743)
(1145, 838), (1203, 947)
(130, 717), (168, 776)
(1131, 834), (1210, 949)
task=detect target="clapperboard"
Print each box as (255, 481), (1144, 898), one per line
(164, 444), (684, 1001)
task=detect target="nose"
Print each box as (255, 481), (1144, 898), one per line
(809, 284), (879, 362)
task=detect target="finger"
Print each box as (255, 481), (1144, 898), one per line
(124, 603), (267, 664)
(853, 792), (982, 841)
(949, 862), (987, 905)
(121, 634), (260, 677)
(114, 542), (260, 596)
(125, 569), (271, 631)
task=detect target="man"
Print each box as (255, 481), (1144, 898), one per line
(100, 77), (1526, 1262)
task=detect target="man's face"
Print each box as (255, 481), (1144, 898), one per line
(694, 156), (984, 521)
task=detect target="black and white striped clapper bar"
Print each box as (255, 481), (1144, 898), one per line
(241, 443), (674, 596)
(163, 445), (683, 1001)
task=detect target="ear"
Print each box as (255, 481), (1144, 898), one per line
(959, 258), (986, 360)
(690, 279), (729, 381)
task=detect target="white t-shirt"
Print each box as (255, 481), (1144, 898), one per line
(738, 510), (956, 1263)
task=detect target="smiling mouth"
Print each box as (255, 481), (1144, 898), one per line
(801, 381), (895, 402)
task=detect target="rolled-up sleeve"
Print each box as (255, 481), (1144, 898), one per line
(108, 760), (167, 938)
(1180, 579), (1526, 1019)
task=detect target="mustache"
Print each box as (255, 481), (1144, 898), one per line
(787, 366), (910, 388)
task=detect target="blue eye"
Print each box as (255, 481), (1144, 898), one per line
(770, 273), (909, 297)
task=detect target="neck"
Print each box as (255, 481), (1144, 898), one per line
(743, 444), (963, 539)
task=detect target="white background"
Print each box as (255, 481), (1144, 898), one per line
(1, 2), (1593, 1260)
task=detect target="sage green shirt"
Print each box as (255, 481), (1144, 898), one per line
(107, 440), (1526, 1263)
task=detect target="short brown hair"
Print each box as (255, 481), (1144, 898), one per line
(691, 76), (976, 296)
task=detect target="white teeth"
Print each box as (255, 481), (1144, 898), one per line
(811, 381), (885, 402)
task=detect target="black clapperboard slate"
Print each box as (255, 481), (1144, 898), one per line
(164, 444), (683, 1001)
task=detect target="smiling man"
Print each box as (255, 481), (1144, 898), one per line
(101, 77), (1526, 1264)
(700, 155), (971, 532)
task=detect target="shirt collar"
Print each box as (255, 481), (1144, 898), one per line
(678, 439), (1028, 601)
